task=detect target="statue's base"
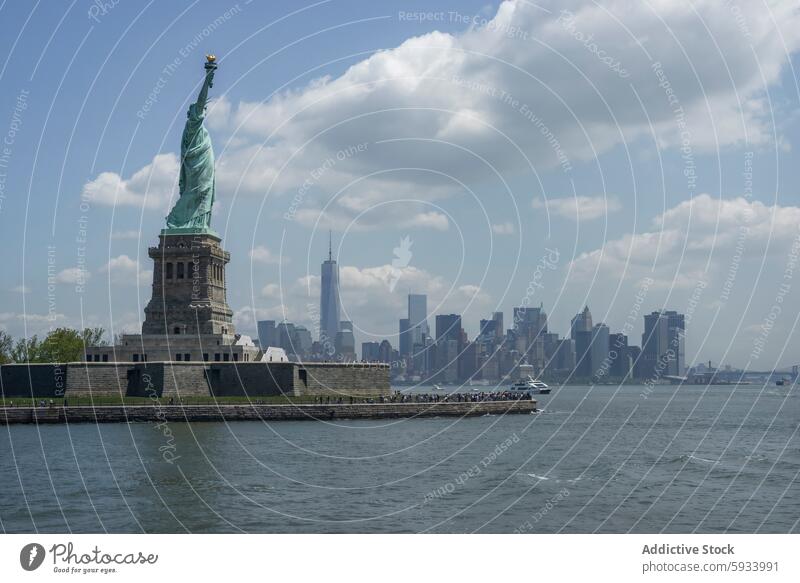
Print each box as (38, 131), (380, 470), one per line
(144, 230), (233, 336)
(160, 227), (220, 240)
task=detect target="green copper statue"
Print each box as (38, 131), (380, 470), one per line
(165, 55), (218, 234)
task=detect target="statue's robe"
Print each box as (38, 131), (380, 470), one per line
(165, 102), (215, 229)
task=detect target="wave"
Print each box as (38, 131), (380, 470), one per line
(666, 453), (719, 466)
(527, 473), (551, 481)
(525, 472), (583, 484)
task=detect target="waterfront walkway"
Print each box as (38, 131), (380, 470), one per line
(0, 399), (536, 424)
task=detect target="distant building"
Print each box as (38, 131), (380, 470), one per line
(435, 338), (460, 383)
(479, 318), (499, 338)
(435, 314), (463, 343)
(335, 320), (356, 361)
(407, 294), (429, 347)
(571, 305), (593, 339)
(553, 338), (576, 373)
(293, 326), (313, 355)
(411, 336), (434, 377)
(320, 233), (341, 349)
(399, 318), (411, 357)
(626, 345), (643, 379)
(491, 311), (504, 339)
(480, 311), (504, 340)
(574, 330), (593, 378)
(459, 341), (480, 381)
(608, 332), (629, 378)
(257, 320), (277, 350)
(513, 305), (547, 372)
(276, 322), (296, 354)
(378, 339), (393, 363)
(433, 314), (463, 382)
(590, 323), (610, 379)
(642, 310), (685, 379)
(362, 341), (380, 362)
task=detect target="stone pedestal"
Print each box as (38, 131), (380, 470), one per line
(143, 232), (234, 337)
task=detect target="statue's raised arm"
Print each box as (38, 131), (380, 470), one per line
(164, 55), (218, 233)
(195, 55), (217, 111)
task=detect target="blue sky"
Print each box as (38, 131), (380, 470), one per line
(1, 0), (799, 369)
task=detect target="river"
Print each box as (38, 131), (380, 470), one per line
(1, 384), (798, 533)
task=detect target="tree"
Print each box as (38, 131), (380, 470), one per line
(3, 327), (107, 363)
(39, 327), (107, 362)
(10, 335), (42, 363)
(0, 330), (13, 364)
(82, 327), (107, 347)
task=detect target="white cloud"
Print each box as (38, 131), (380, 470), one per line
(56, 267), (90, 285)
(0, 312), (67, 338)
(533, 195), (621, 221)
(100, 255), (151, 285)
(492, 222), (515, 235)
(10, 285), (30, 294)
(250, 263), (493, 343)
(82, 153), (178, 210)
(406, 212), (450, 231)
(570, 194), (800, 302)
(249, 245), (283, 264)
(561, 194), (800, 366)
(111, 230), (143, 240)
(86, 1), (799, 230)
(569, 194), (800, 287)
(261, 283), (281, 298)
(216, 1), (796, 190)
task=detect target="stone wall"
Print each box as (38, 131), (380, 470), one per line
(65, 363), (130, 398)
(296, 363), (389, 397)
(161, 363), (212, 398)
(0, 363), (67, 398)
(0, 361), (390, 399)
(0, 399), (535, 424)
(206, 362), (296, 397)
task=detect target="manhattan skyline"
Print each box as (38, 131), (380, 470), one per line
(0, 1), (798, 370)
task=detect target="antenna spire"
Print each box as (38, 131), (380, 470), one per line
(328, 230), (332, 261)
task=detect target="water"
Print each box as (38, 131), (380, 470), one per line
(1, 384), (799, 533)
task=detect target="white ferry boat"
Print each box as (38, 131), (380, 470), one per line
(509, 376), (551, 395)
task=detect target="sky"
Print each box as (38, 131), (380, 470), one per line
(0, 0), (799, 370)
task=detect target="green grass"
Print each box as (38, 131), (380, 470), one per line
(0, 395), (384, 407)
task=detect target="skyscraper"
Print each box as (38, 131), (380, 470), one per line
(257, 320), (277, 349)
(590, 323), (610, 379)
(641, 310), (685, 379)
(407, 293), (429, 347)
(514, 305), (547, 372)
(362, 341), (380, 362)
(335, 320), (356, 361)
(571, 306), (594, 378)
(491, 311), (504, 339)
(574, 330), (593, 378)
(434, 314), (463, 382)
(608, 332), (629, 378)
(399, 318), (411, 357)
(378, 339), (393, 363)
(435, 314), (463, 343)
(320, 232), (341, 348)
(666, 311), (686, 376)
(571, 305), (593, 339)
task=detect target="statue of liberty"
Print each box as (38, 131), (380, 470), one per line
(165, 55), (218, 233)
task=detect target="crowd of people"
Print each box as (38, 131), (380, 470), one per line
(311, 390), (533, 404)
(392, 391), (533, 403)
